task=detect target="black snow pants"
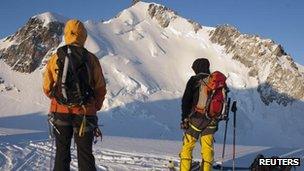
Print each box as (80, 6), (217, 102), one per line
(52, 113), (97, 171)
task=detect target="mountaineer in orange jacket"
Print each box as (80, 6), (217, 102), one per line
(43, 19), (106, 171)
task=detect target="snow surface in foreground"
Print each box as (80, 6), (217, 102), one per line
(1, 135), (304, 171)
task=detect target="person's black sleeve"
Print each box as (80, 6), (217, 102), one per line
(181, 77), (195, 121)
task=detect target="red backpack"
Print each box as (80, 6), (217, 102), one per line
(195, 71), (228, 119)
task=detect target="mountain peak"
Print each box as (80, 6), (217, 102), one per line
(32, 12), (67, 27)
(0, 12), (65, 73)
(115, 1), (203, 34)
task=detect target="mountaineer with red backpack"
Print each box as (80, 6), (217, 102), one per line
(43, 19), (106, 171)
(179, 58), (229, 171)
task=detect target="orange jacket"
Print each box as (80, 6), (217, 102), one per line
(43, 19), (106, 115)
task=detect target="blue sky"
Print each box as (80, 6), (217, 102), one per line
(0, 0), (303, 65)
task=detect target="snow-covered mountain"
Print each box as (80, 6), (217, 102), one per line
(0, 12), (66, 73)
(0, 2), (304, 147)
(210, 25), (304, 106)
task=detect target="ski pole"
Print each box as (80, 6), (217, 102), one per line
(48, 113), (60, 135)
(48, 118), (55, 171)
(221, 98), (231, 171)
(231, 101), (237, 171)
(79, 106), (87, 137)
(48, 119), (60, 135)
(50, 136), (55, 171)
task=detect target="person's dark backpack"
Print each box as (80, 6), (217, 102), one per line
(51, 45), (94, 106)
(194, 71), (228, 120)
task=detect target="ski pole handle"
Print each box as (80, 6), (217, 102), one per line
(224, 98), (231, 120)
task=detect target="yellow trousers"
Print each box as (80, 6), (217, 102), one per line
(180, 133), (214, 171)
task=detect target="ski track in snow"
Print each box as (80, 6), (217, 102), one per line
(0, 140), (178, 171)
(0, 137), (303, 170)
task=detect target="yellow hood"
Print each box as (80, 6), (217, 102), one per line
(64, 19), (87, 46)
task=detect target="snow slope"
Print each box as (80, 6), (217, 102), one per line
(0, 1), (304, 150)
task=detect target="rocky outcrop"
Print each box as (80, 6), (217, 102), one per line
(210, 25), (304, 105)
(132, 0), (140, 6)
(147, 3), (202, 33)
(148, 4), (177, 28)
(0, 16), (64, 73)
(187, 20), (202, 33)
(0, 77), (19, 92)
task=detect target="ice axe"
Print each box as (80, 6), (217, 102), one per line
(231, 101), (237, 171)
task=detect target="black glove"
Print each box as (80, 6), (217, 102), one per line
(218, 114), (229, 121)
(180, 118), (189, 130)
(93, 127), (102, 144)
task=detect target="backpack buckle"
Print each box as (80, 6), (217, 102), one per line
(194, 106), (205, 114)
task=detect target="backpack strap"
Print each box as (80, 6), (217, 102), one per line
(50, 46), (70, 104)
(82, 49), (92, 89)
(61, 47), (71, 100)
(80, 48), (95, 99)
(194, 76), (210, 113)
(204, 90), (215, 117)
